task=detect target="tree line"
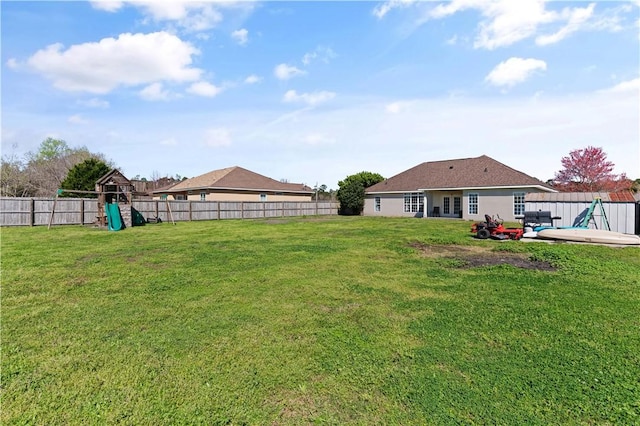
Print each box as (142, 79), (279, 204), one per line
(0, 138), (185, 198)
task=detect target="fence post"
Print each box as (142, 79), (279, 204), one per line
(30, 198), (35, 226)
(217, 202), (220, 220)
(241, 202), (244, 219)
(189, 201), (193, 221)
(80, 199), (85, 224)
(155, 200), (159, 219)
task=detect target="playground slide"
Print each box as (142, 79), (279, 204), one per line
(105, 203), (124, 231)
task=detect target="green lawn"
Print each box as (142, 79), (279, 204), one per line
(2, 217), (639, 425)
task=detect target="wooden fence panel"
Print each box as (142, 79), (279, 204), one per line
(1, 197), (338, 226)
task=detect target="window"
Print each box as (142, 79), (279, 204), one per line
(176, 194), (185, 201)
(454, 197), (461, 215)
(513, 192), (526, 215)
(200, 192), (206, 201)
(403, 193), (424, 213)
(468, 193), (478, 215)
(374, 197), (381, 212)
(443, 197), (450, 215)
(260, 193), (267, 202)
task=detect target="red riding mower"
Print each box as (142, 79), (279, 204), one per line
(471, 214), (524, 240)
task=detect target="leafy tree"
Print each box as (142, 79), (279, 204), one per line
(337, 171), (384, 215)
(632, 178), (640, 194)
(60, 158), (111, 197)
(24, 138), (114, 196)
(553, 146), (631, 192)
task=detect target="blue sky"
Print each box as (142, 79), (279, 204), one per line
(2, 1), (639, 189)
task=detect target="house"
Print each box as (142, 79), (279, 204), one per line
(152, 166), (314, 202)
(364, 155), (556, 222)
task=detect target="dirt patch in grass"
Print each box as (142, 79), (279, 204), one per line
(409, 242), (556, 271)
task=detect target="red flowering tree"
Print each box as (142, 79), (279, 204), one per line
(553, 146), (631, 192)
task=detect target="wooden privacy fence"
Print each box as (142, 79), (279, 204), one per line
(0, 197), (339, 227)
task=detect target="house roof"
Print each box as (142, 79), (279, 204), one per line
(154, 166), (313, 194)
(366, 155), (554, 193)
(525, 191), (637, 203)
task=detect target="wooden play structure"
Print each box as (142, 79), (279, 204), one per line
(48, 169), (134, 230)
(95, 169), (134, 229)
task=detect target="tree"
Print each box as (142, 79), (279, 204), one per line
(553, 146), (631, 192)
(60, 158), (111, 197)
(337, 171), (384, 215)
(25, 138), (114, 196)
(0, 155), (35, 197)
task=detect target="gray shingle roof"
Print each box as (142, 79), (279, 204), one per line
(156, 166), (313, 194)
(366, 155), (552, 193)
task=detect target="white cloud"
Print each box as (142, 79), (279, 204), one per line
(68, 114), (89, 124)
(485, 57), (547, 88)
(140, 82), (170, 101)
(244, 74), (262, 84)
(78, 98), (110, 109)
(187, 81), (223, 97)
(231, 28), (249, 46)
(283, 90), (336, 106)
(25, 32), (202, 94)
(103, 1), (223, 32)
(427, 0), (620, 50)
(301, 46), (336, 66)
(89, 1), (124, 12)
(536, 3), (595, 46)
(204, 128), (232, 147)
(385, 102), (403, 113)
(373, 0), (416, 19)
(601, 78), (640, 94)
(6, 58), (19, 69)
(160, 137), (178, 146)
(303, 133), (336, 146)
(274, 63), (306, 80)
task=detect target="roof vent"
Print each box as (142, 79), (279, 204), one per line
(449, 166), (453, 169)
(484, 168), (488, 172)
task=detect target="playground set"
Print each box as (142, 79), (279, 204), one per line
(48, 169), (174, 231)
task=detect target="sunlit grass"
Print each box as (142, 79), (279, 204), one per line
(2, 217), (639, 424)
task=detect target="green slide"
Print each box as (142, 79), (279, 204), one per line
(105, 203), (124, 231)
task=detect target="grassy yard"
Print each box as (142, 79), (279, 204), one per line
(2, 217), (639, 425)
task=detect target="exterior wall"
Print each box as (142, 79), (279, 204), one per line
(524, 200), (637, 234)
(155, 190), (312, 202)
(462, 188), (525, 222)
(363, 193), (428, 218)
(366, 187), (544, 222)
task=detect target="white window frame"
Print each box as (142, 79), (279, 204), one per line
(200, 192), (206, 201)
(176, 194), (186, 201)
(260, 193), (267, 202)
(468, 193), (478, 215)
(404, 193), (424, 213)
(374, 196), (381, 212)
(513, 192), (526, 216)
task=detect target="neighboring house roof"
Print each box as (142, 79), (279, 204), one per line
(526, 191), (637, 203)
(153, 166), (313, 194)
(366, 155), (555, 193)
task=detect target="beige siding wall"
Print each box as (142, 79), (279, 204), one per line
(155, 190), (312, 202)
(463, 189), (527, 222)
(366, 187), (543, 222)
